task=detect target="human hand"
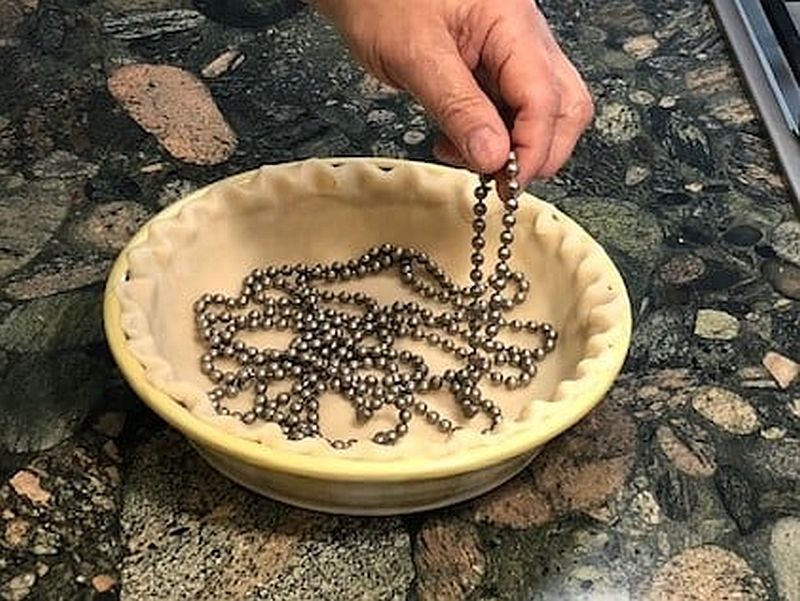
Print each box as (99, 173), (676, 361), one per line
(311, 0), (594, 183)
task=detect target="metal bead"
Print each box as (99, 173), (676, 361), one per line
(507, 156), (519, 176)
(491, 276), (507, 290)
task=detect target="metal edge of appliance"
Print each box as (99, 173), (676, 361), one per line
(734, 0), (799, 135)
(711, 0), (800, 216)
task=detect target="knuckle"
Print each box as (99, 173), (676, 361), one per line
(375, 36), (404, 66)
(565, 94), (595, 128)
(389, 40), (435, 85)
(401, 40), (427, 67)
(437, 91), (482, 124)
(526, 86), (560, 118)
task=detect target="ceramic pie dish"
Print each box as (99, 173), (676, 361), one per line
(103, 157), (632, 515)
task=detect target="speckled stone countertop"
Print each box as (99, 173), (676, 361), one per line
(1, 0), (800, 599)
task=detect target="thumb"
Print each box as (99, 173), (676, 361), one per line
(394, 41), (509, 174)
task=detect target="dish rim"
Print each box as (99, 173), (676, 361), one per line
(103, 156), (632, 482)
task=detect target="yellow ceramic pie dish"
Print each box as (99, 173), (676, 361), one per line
(103, 157), (632, 515)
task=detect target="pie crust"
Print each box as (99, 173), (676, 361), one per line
(116, 159), (630, 460)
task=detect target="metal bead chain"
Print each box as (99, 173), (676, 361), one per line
(192, 153), (559, 449)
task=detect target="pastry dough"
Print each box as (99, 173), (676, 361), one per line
(117, 159), (629, 460)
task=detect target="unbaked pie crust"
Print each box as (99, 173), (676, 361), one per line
(117, 159), (630, 460)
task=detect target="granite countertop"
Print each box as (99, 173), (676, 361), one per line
(1, 0), (800, 599)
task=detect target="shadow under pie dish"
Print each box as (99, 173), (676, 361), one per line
(103, 157), (632, 515)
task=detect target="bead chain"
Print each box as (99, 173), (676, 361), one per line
(191, 153), (558, 448)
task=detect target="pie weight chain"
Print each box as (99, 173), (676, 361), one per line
(192, 153), (559, 449)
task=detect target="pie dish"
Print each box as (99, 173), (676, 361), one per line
(103, 158), (632, 514)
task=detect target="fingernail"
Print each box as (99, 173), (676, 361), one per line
(466, 126), (499, 171)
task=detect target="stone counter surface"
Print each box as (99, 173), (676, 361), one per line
(1, 0), (799, 599)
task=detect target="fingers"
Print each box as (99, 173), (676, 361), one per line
(537, 53), (594, 178)
(530, 10), (594, 178)
(433, 70), (591, 181)
(391, 36), (510, 174)
(481, 5), (560, 183)
(480, 2), (593, 183)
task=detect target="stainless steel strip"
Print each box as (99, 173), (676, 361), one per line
(761, 0), (800, 83)
(712, 0), (800, 214)
(733, 0), (800, 134)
